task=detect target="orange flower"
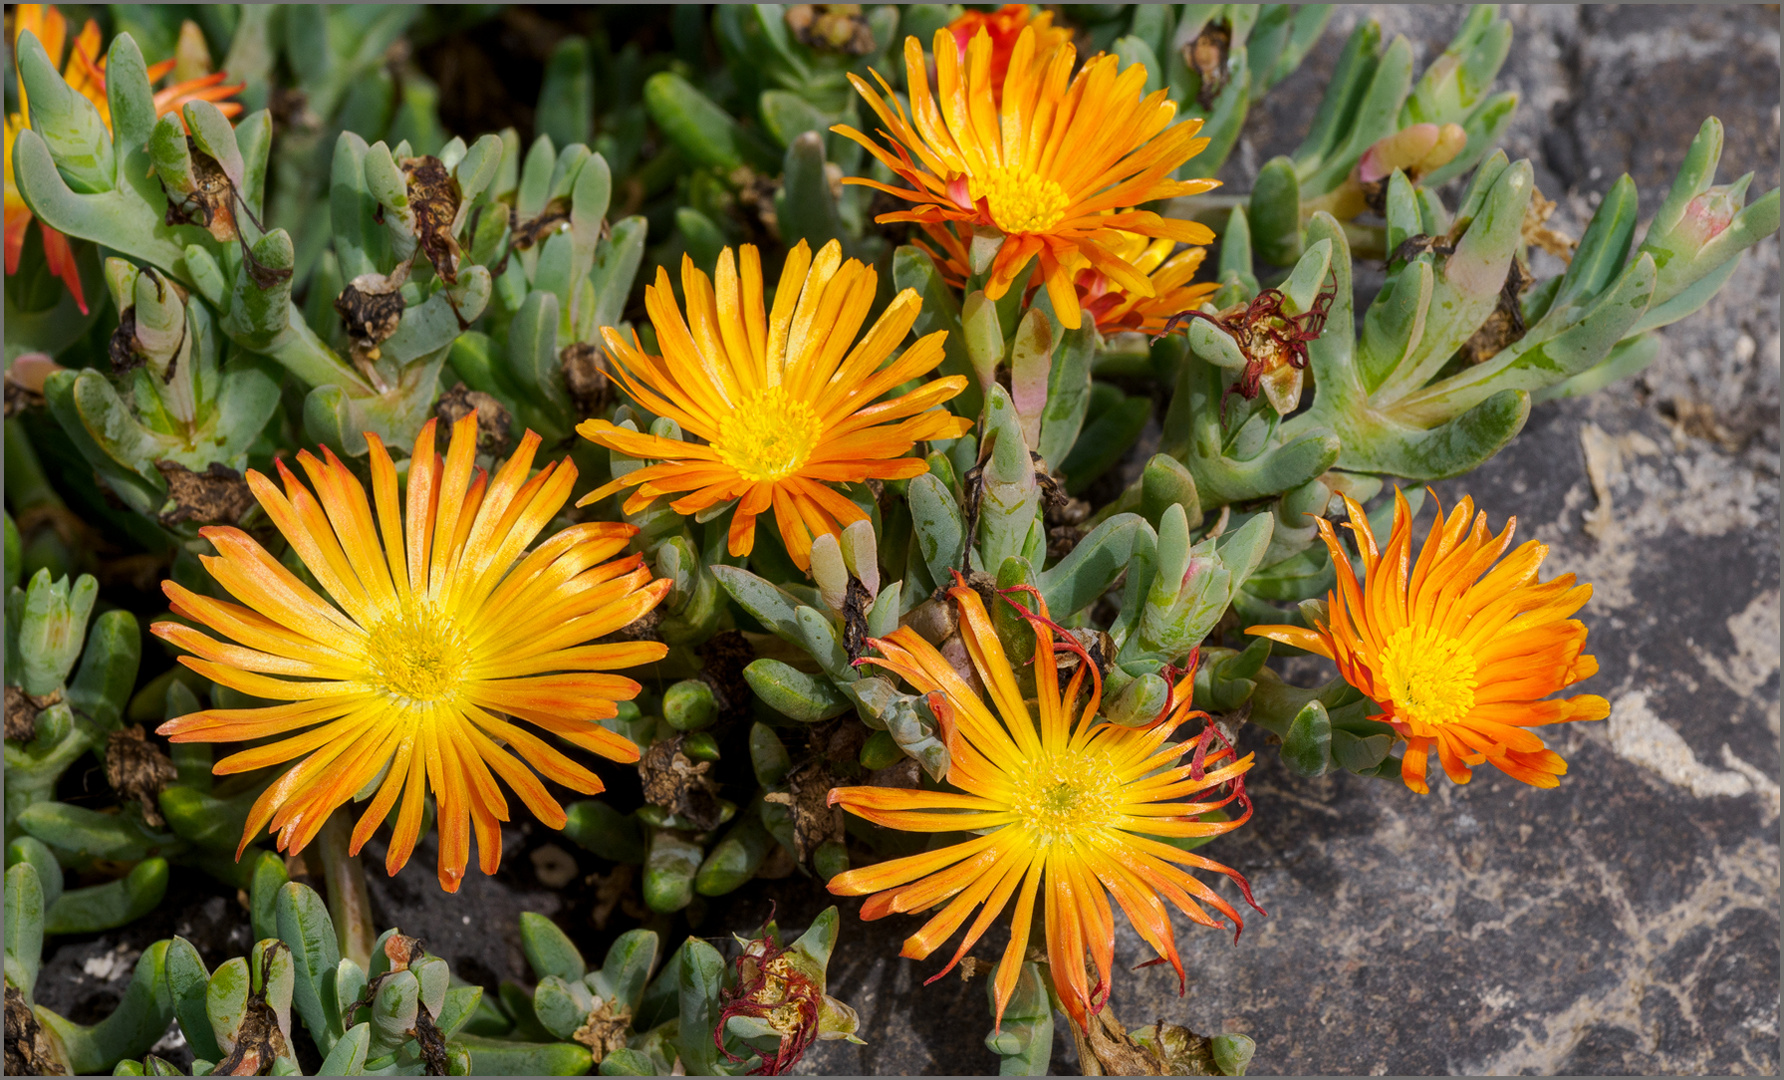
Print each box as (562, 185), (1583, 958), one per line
(917, 223), (1219, 335)
(1247, 490), (1610, 793)
(153, 414), (669, 891)
(828, 580), (1260, 1031)
(945, 5), (1072, 97)
(833, 26), (1220, 329)
(5, 4), (243, 313)
(1074, 231), (1219, 335)
(577, 240), (973, 571)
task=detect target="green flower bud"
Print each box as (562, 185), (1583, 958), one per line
(961, 291), (1005, 390)
(1213, 1033), (1257, 1075)
(809, 533), (850, 612)
(15, 569), (98, 696)
(663, 679), (718, 731)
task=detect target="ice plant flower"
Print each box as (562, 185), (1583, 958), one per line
(5, 4), (243, 312)
(153, 413), (670, 891)
(1247, 490), (1609, 793)
(916, 223), (1218, 336)
(827, 579), (1260, 1031)
(834, 27), (1220, 329)
(1072, 231), (1220, 335)
(944, 4), (1072, 98)
(577, 240), (973, 570)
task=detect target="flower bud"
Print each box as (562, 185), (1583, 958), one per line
(962, 290), (1005, 389)
(1675, 183), (1743, 249)
(15, 569), (98, 696)
(808, 533), (850, 612)
(1358, 124), (1439, 184)
(1426, 123), (1468, 174)
(1357, 123), (1468, 184)
(663, 679), (718, 732)
(839, 519), (879, 598)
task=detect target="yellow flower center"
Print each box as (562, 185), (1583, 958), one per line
(365, 603), (468, 704)
(1377, 623), (1478, 733)
(1009, 749), (1120, 846)
(715, 386), (823, 483)
(978, 167), (1071, 234)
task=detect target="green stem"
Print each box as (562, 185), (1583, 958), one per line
(3, 419), (66, 514)
(261, 312), (376, 396)
(1165, 192), (1251, 217)
(317, 809), (375, 970)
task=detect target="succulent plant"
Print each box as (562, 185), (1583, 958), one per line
(3, 561), (154, 927)
(1111, 3), (1336, 182)
(5, 861), (176, 1076)
(3, 6), (1777, 1075)
(16, 850), (687, 1077)
(1231, 7), (1517, 266)
(489, 904), (857, 1076)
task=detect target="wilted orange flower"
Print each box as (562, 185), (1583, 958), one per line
(1074, 231), (1219, 335)
(834, 27), (1220, 329)
(5, 4), (243, 313)
(154, 414), (669, 891)
(578, 240), (973, 571)
(945, 4), (1072, 96)
(1247, 490), (1610, 793)
(917, 223), (1219, 335)
(828, 580), (1260, 1031)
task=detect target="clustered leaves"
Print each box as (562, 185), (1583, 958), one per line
(4, 3), (1777, 1077)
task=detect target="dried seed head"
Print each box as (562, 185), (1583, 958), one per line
(164, 137), (238, 242)
(154, 461), (255, 527)
(400, 156), (464, 283)
(560, 342), (612, 419)
(433, 388), (512, 457)
(637, 735), (726, 830)
(335, 280), (406, 364)
(785, 4), (877, 55)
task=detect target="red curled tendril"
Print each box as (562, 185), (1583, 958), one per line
(714, 909), (824, 1076)
(1154, 276), (1338, 423)
(995, 584), (1106, 706)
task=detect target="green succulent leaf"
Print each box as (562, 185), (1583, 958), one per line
(36, 940), (175, 1075)
(520, 912), (588, 983)
(275, 882), (342, 1053)
(4, 863), (46, 1001)
(45, 858), (168, 936)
